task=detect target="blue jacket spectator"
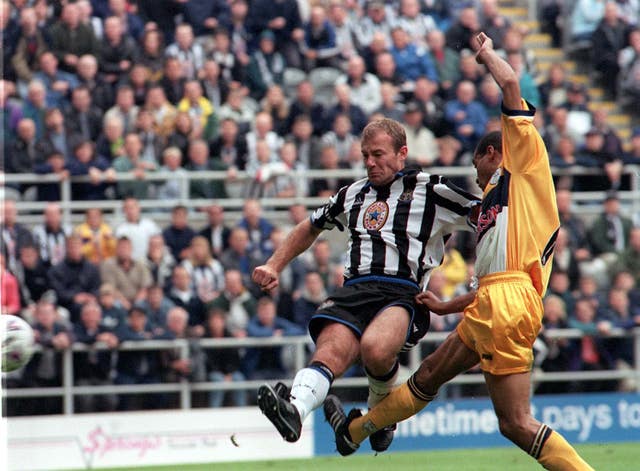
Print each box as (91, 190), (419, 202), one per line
(66, 141), (114, 201)
(32, 51), (79, 108)
(242, 297), (305, 380)
(390, 28), (438, 83)
(444, 80), (488, 151)
(162, 206), (197, 262)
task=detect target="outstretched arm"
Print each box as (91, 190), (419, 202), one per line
(416, 290), (476, 316)
(252, 218), (322, 292)
(472, 32), (522, 111)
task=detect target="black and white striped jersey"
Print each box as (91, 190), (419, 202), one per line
(310, 167), (480, 289)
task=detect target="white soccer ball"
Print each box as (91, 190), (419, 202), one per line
(1, 314), (35, 373)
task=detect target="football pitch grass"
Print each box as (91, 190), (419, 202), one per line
(71, 442), (638, 470)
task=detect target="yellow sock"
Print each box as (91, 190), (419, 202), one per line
(348, 381), (430, 444)
(537, 430), (594, 471)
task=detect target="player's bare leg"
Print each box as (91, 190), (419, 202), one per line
(258, 322), (359, 442)
(484, 372), (593, 470)
(359, 305), (411, 451)
(325, 331), (480, 455)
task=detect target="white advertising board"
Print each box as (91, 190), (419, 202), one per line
(4, 408), (313, 470)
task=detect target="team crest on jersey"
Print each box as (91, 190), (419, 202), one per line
(363, 201), (389, 230)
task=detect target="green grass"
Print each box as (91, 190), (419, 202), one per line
(64, 442), (638, 470)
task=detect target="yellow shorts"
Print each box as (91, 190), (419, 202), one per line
(456, 271), (543, 375)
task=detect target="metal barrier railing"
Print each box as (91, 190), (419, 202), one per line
(3, 327), (639, 415)
(3, 165), (639, 227)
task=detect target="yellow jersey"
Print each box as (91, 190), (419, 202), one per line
(474, 100), (560, 296)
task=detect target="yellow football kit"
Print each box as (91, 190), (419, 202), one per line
(457, 100), (560, 375)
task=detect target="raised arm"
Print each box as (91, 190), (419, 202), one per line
(252, 218), (322, 292)
(472, 32), (522, 111)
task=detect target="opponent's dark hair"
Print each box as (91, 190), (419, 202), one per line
(474, 131), (502, 157)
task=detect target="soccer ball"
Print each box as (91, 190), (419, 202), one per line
(1, 315), (35, 373)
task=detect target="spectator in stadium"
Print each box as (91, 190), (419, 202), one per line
(137, 283), (175, 329)
(177, 80), (217, 140)
(47, 234), (100, 322)
(0, 253), (21, 316)
(426, 29), (461, 99)
(261, 84), (289, 136)
(216, 86), (255, 133)
(159, 307), (206, 389)
(199, 204), (231, 259)
(327, 1), (357, 64)
(181, 235), (225, 304)
(300, 5), (341, 71)
(401, 101), (438, 167)
(321, 113), (357, 164)
(7, 117), (43, 176)
(537, 294), (572, 395)
(506, 51), (540, 107)
(98, 283), (128, 332)
(31, 202), (70, 268)
(11, 7), (47, 83)
(166, 265), (206, 331)
(614, 227), (640, 285)
(245, 30), (286, 101)
(207, 269), (257, 337)
(210, 117), (248, 174)
(161, 205), (196, 262)
(592, 1), (631, 99)
(286, 81), (326, 137)
(205, 307), (247, 408)
(20, 80), (47, 139)
(32, 150), (70, 202)
(65, 85), (104, 143)
(125, 64), (152, 108)
(181, 0), (230, 37)
(321, 33), (593, 469)
(14, 244), (49, 315)
(455, 49), (486, 93)
(293, 271), (327, 331)
(549, 135), (598, 191)
(22, 299), (72, 415)
(218, 227), (262, 292)
(569, 0), (606, 45)
(113, 132), (157, 199)
(49, 2), (99, 72)
(154, 148), (185, 201)
(551, 228), (582, 291)
(500, 28), (540, 83)
(242, 296), (305, 381)
(75, 54), (113, 112)
(73, 301), (119, 413)
(375, 82), (404, 123)
(335, 56), (381, 116)
(114, 306), (164, 411)
(144, 234), (176, 291)
(246, 0), (303, 68)
(107, 0), (144, 41)
(567, 297), (616, 393)
(561, 82), (593, 143)
(99, 15), (136, 85)
(160, 57), (185, 106)
(537, 63), (569, 114)
(1, 199), (35, 273)
(395, 0), (437, 48)
(136, 29), (165, 82)
(579, 128), (625, 191)
(104, 85), (139, 134)
(67, 140), (115, 202)
(588, 190), (633, 270)
(444, 80), (488, 152)
(353, 1), (392, 50)
(100, 235), (152, 311)
(40, 108), (78, 161)
(165, 23), (204, 81)
(324, 83), (368, 136)
(479, 0), (513, 50)
(591, 108), (624, 159)
(144, 85), (177, 138)
(389, 26), (438, 86)
(445, 6), (480, 52)
(115, 197), (161, 261)
(547, 269), (577, 316)
(412, 77), (447, 137)
(185, 138), (229, 200)
(199, 59), (230, 111)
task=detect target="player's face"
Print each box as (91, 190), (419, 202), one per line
(472, 146), (499, 190)
(361, 131), (407, 187)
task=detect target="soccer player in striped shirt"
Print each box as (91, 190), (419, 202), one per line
(252, 117), (480, 450)
(324, 33), (593, 470)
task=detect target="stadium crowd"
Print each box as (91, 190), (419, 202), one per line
(1, 0), (639, 416)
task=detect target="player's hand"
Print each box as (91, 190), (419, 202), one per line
(252, 264), (280, 292)
(416, 291), (448, 316)
(472, 32), (493, 65)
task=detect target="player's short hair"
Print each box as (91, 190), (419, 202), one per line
(474, 131), (502, 157)
(362, 118), (407, 153)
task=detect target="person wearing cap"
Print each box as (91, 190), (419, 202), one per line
(401, 100), (438, 166)
(246, 29), (286, 100)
